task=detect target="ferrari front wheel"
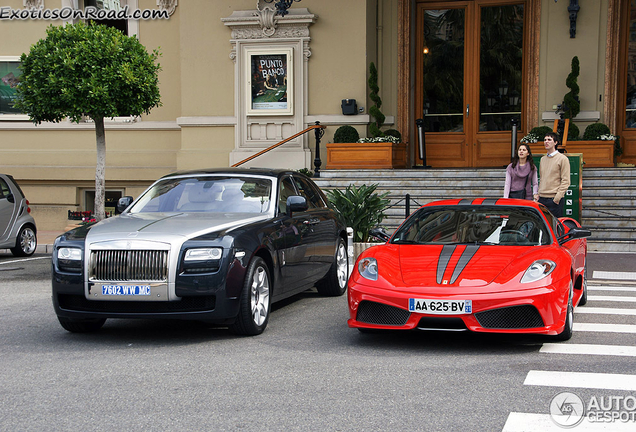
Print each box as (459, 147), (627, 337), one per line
(578, 265), (588, 306)
(554, 284), (574, 341)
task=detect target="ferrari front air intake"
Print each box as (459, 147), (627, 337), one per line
(356, 301), (410, 326)
(475, 305), (544, 329)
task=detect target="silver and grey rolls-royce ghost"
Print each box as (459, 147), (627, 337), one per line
(52, 168), (348, 335)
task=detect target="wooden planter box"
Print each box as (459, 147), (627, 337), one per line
(529, 140), (614, 167)
(326, 142), (408, 169)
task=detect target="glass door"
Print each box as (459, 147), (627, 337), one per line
(617, 0), (636, 164)
(415, 0), (525, 167)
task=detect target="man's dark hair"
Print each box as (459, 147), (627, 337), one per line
(544, 131), (561, 147)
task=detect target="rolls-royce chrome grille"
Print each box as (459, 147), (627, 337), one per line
(89, 250), (168, 282)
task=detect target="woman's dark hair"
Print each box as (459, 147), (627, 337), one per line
(512, 143), (536, 172)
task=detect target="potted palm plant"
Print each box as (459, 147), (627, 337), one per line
(326, 183), (390, 259)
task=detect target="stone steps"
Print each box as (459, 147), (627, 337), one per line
(315, 167), (636, 253)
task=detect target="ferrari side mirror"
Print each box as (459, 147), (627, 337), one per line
(558, 227), (592, 245)
(369, 227), (391, 242)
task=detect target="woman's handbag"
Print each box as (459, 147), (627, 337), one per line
(509, 189), (526, 199)
(509, 172), (530, 199)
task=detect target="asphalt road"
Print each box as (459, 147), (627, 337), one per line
(1, 252), (635, 431)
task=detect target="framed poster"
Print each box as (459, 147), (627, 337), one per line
(245, 47), (293, 115)
(0, 57), (26, 118)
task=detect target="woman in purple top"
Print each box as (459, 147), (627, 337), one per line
(504, 143), (539, 201)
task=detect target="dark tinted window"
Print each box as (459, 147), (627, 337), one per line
(278, 176), (297, 215)
(294, 176), (325, 209)
(0, 178), (9, 198)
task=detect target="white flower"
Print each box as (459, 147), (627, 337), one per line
(599, 134), (617, 141)
(520, 133), (539, 143)
(358, 136), (401, 144)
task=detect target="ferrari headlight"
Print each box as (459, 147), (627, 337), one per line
(57, 247), (82, 261)
(184, 248), (223, 261)
(521, 259), (556, 283)
(358, 257), (378, 281)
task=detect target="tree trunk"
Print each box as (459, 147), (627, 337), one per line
(94, 117), (106, 221)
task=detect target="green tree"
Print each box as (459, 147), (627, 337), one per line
(368, 62), (385, 138)
(563, 56), (580, 119)
(15, 22), (162, 221)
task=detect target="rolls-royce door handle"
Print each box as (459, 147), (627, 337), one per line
(466, 104), (469, 117)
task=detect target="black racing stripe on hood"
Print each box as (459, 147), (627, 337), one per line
(457, 199), (473, 205)
(481, 198), (499, 205)
(437, 245), (455, 284)
(449, 244), (480, 284)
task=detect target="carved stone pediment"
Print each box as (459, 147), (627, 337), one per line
(23, 0), (44, 8)
(222, 8), (316, 40)
(156, 0), (177, 16)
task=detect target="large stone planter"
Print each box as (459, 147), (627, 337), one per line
(326, 142), (408, 169)
(529, 140), (614, 167)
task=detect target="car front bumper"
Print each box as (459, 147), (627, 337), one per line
(347, 280), (570, 335)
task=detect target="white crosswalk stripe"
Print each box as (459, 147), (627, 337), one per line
(502, 282), (636, 431)
(575, 307), (636, 315)
(503, 412), (636, 431)
(586, 295), (636, 303)
(593, 271), (636, 281)
(588, 286), (636, 292)
(524, 371), (636, 391)
(575, 322), (636, 333)
(540, 343), (636, 356)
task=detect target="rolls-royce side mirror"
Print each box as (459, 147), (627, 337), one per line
(116, 196), (134, 214)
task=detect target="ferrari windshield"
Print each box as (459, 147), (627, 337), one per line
(391, 206), (551, 246)
(128, 176), (273, 214)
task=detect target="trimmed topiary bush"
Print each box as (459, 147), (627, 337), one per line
(384, 129), (402, 141)
(368, 62), (385, 138)
(583, 123), (611, 140)
(529, 126), (553, 141)
(568, 123), (580, 141)
(333, 125), (360, 143)
(563, 56), (581, 120)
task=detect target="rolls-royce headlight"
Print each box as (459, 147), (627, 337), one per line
(57, 247), (82, 261)
(358, 257), (378, 281)
(184, 248), (223, 261)
(57, 247), (83, 273)
(521, 259), (556, 283)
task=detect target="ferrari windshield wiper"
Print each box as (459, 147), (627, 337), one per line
(392, 239), (424, 245)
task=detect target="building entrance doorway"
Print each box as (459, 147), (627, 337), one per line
(413, 0), (528, 167)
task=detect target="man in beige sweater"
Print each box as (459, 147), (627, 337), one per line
(538, 131), (570, 218)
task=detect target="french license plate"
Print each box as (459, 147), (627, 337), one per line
(102, 285), (151, 296)
(409, 299), (472, 315)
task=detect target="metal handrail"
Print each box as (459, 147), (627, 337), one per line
(232, 123), (327, 173)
